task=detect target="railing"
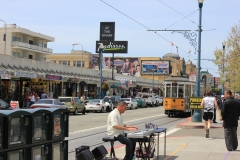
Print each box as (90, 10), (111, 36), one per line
(11, 41), (53, 53)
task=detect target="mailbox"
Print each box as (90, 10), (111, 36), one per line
(51, 140), (68, 160)
(0, 110), (31, 149)
(42, 108), (69, 140)
(21, 109), (52, 144)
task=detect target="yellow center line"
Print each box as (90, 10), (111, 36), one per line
(164, 144), (187, 160)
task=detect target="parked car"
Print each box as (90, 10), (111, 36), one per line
(0, 99), (13, 110)
(141, 94), (157, 107)
(134, 97), (147, 108)
(58, 97), (85, 115)
(85, 99), (112, 113)
(121, 98), (138, 109)
(155, 96), (164, 106)
(30, 99), (68, 110)
(103, 96), (121, 109)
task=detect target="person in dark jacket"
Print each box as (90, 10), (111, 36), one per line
(221, 90), (240, 151)
(217, 95), (225, 121)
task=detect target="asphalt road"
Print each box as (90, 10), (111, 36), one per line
(67, 106), (187, 159)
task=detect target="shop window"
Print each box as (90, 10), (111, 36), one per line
(53, 60), (56, 63)
(29, 54), (33, 59)
(73, 61), (76, 66)
(77, 61), (81, 67)
(68, 61), (70, 65)
(82, 61), (85, 67)
(29, 40), (33, 45)
(59, 60), (62, 64)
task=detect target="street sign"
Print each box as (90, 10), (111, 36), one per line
(189, 97), (203, 109)
(100, 22), (115, 41)
(96, 41), (128, 53)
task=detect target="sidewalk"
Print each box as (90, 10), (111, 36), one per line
(107, 111), (240, 160)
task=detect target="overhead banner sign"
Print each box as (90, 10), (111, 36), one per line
(141, 60), (170, 75)
(189, 97), (203, 109)
(0, 70), (5, 75)
(45, 74), (62, 80)
(1, 74), (11, 79)
(189, 72), (196, 82)
(96, 41), (128, 53)
(14, 71), (37, 78)
(100, 22), (115, 41)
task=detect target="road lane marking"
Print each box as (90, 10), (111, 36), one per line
(164, 144), (186, 160)
(69, 114), (165, 134)
(159, 128), (181, 137)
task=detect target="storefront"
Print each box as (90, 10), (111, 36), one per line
(0, 71), (12, 103)
(68, 78), (80, 97)
(87, 78), (98, 99)
(45, 74), (62, 98)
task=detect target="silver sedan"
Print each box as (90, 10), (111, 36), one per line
(30, 99), (68, 109)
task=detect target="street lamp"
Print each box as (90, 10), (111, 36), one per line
(72, 43), (84, 67)
(0, 19), (6, 55)
(192, 0), (204, 122)
(97, 43), (104, 99)
(222, 41), (226, 95)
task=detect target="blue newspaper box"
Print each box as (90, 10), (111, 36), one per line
(0, 110), (31, 149)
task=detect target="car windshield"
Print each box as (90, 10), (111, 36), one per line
(59, 98), (71, 102)
(142, 95), (148, 98)
(35, 99), (53, 104)
(103, 97), (110, 102)
(122, 98), (130, 101)
(89, 99), (100, 103)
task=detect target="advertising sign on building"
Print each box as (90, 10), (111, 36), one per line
(100, 22), (115, 41)
(96, 41), (128, 53)
(45, 74), (62, 80)
(14, 71), (38, 78)
(0, 74), (11, 79)
(141, 60), (170, 75)
(0, 70), (5, 75)
(189, 72), (197, 82)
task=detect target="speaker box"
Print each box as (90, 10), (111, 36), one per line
(92, 145), (108, 160)
(75, 146), (90, 157)
(76, 150), (95, 160)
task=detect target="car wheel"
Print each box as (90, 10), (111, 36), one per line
(107, 106), (111, 112)
(86, 111), (89, 113)
(131, 104), (133, 110)
(74, 109), (78, 115)
(100, 107), (104, 113)
(141, 104), (143, 108)
(82, 108), (86, 115)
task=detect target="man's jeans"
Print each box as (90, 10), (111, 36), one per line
(116, 134), (136, 160)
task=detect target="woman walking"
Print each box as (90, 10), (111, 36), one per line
(201, 91), (218, 138)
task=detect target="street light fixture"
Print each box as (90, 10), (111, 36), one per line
(192, 0), (204, 122)
(97, 43), (104, 99)
(72, 43), (84, 67)
(0, 19), (7, 55)
(222, 41), (226, 95)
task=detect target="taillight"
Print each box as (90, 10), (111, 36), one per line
(84, 104), (87, 106)
(97, 103), (100, 106)
(30, 106), (34, 109)
(72, 100), (74, 105)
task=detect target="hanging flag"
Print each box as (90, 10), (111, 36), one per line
(171, 42), (174, 46)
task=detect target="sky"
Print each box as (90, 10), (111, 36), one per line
(0, 0), (239, 77)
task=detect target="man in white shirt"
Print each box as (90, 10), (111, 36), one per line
(107, 101), (138, 160)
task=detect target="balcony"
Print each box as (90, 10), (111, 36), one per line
(11, 41), (53, 54)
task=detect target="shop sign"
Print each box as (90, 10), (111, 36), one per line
(189, 72), (196, 82)
(114, 76), (136, 83)
(100, 22), (115, 41)
(69, 78), (80, 83)
(96, 41), (128, 53)
(0, 70), (5, 75)
(141, 60), (170, 75)
(14, 71), (37, 78)
(45, 74), (62, 80)
(1, 74), (11, 79)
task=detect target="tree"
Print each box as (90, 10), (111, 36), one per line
(214, 20), (240, 93)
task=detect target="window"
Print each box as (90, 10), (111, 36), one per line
(41, 57), (46, 61)
(53, 60), (56, 63)
(68, 61), (70, 65)
(29, 40), (33, 45)
(12, 36), (20, 41)
(73, 61), (76, 66)
(59, 60), (62, 64)
(39, 43), (43, 47)
(82, 61), (85, 67)
(77, 61), (81, 67)
(29, 55), (33, 59)
(12, 52), (19, 57)
(62, 60), (67, 65)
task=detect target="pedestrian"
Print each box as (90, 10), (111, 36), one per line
(25, 93), (30, 108)
(29, 92), (35, 107)
(41, 91), (48, 99)
(107, 100), (138, 160)
(221, 90), (240, 151)
(217, 95), (225, 121)
(80, 95), (85, 102)
(200, 91), (218, 138)
(213, 95), (218, 123)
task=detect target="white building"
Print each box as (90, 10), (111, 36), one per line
(0, 24), (54, 61)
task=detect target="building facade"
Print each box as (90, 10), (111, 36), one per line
(0, 24), (54, 61)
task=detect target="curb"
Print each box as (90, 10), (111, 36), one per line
(177, 117), (223, 129)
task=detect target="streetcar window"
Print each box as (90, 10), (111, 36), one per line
(178, 84), (184, 98)
(172, 83), (177, 98)
(166, 84), (171, 97)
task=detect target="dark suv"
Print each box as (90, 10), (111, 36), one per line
(103, 96), (121, 109)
